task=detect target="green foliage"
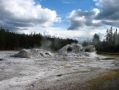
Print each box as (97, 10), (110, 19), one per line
(82, 40), (93, 47)
(95, 27), (119, 53)
(0, 27), (77, 51)
(92, 34), (100, 45)
(82, 41), (89, 47)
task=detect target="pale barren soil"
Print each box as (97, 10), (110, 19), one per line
(0, 51), (119, 90)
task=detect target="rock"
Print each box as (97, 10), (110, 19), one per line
(58, 43), (93, 57)
(13, 48), (53, 58)
(13, 49), (31, 58)
(83, 52), (90, 56)
(59, 43), (83, 54)
(83, 45), (95, 52)
(30, 48), (53, 57)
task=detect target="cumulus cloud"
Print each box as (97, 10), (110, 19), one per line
(0, 0), (118, 40)
(95, 0), (119, 27)
(46, 27), (105, 41)
(68, 0), (119, 30)
(0, 0), (59, 31)
(95, 0), (119, 20)
(68, 8), (101, 30)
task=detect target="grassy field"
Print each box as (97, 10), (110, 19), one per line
(84, 70), (119, 90)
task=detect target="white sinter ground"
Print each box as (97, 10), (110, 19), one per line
(0, 44), (119, 90)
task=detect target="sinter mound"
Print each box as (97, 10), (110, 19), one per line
(58, 43), (90, 57)
(13, 49), (53, 58)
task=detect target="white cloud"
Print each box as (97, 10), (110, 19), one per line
(0, 0), (59, 31)
(19, 26), (105, 41)
(68, 8), (101, 30)
(94, 0), (119, 26)
(46, 27), (106, 41)
(0, 0), (118, 40)
(68, 0), (119, 31)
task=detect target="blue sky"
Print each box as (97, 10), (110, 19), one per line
(39, 0), (95, 14)
(0, 0), (119, 40)
(38, 0), (96, 28)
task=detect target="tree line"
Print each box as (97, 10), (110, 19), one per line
(0, 27), (77, 51)
(93, 27), (119, 53)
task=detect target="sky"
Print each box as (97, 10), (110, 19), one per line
(0, 0), (119, 41)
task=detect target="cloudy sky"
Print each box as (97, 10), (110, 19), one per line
(0, 0), (119, 40)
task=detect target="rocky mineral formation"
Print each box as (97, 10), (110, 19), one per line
(59, 43), (83, 54)
(13, 49), (53, 58)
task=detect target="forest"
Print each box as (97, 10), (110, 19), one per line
(93, 27), (119, 53)
(0, 27), (77, 51)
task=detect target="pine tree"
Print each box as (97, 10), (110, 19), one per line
(92, 34), (100, 45)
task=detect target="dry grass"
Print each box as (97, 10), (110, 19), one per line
(85, 70), (119, 90)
